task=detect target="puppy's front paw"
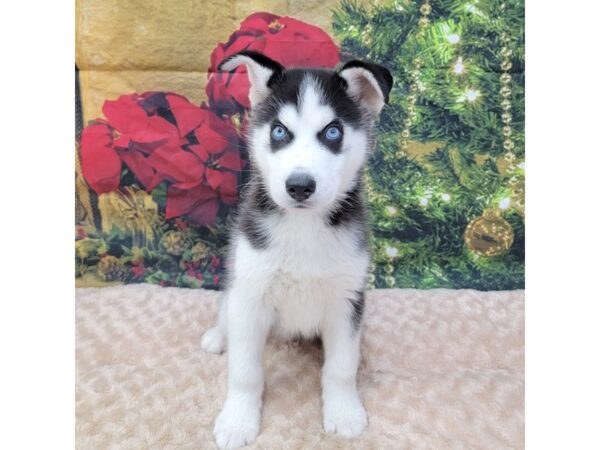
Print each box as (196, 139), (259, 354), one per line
(323, 392), (367, 438)
(213, 399), (260, 449)
(201, 326), (226, 354)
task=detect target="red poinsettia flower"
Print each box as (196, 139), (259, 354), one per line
(161, 109), (243, 226)
(80, 121), (122, 194)
(79, 92), (245, 226)
(110, 92), (208, 191)
(206, 12), (340, 116)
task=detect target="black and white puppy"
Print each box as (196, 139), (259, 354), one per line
(201, 50), (393, 449)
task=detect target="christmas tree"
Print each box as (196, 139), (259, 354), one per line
(333, 0), (525, 290)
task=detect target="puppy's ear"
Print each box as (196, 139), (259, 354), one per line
(218, 51), (284, 107)
(339, 60), (394, 115)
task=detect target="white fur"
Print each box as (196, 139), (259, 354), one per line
(205, 213), (369, 448)
(202, 72), (372, 449)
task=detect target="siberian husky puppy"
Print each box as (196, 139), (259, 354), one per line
(201, 50), (393, 449)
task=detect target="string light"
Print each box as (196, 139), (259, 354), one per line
(499, 197), (511, 209)
(453, 57), (465, 74)
(419, 197), (429, 206)
(466, 89), (480, 102)
(441, 193), (451, 202)
(447, 34), (460, 44)
(385, 246), (399, 258)
(385, 205), (398, 216)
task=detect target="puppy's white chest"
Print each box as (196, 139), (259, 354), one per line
(260, 214), (368, 337)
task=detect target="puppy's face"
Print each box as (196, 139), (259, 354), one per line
(219, 53), (393, 212)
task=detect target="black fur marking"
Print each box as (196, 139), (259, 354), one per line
(317, 120), (344, 154)
(348, 290), (365, 331)
(237, 178), (279, 249)
(327, 178), (369, 250)
(340, 60), (394, 104)
(269, 121), (294, 151)
(328, 179), (366, 226)
(252, 68), (363, 130)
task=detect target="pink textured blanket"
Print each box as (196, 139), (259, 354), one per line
(76, 285), (524, 449)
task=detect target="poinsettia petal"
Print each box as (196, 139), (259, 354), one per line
(217, 150), (243, 171)
(166, 94), (208, 137)
(194, 123), (230, 153)
(147, 147), (204, 183)
(219, 172), (239, 205)
(145, 171), (167, 192)
(206, 168), (224, 190)
(238, 12), (279, 32)
(128, 114), (181, 146)
(187, 198), (220, 227)
(137, 91), (168, 115)
(117, 149), (156, 189)
(80, 123), (121, 194)
(165, 181), (217, 221)
(114, 134), (130, 148)
(188, 144), (209, 162)
(165, 184), (200, 219)
(171, 180), (204, 190)
(170, 151), (205, 181)
(102, 95), (149, 134)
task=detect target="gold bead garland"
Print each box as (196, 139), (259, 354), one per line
(395, 0), (430, 160)
(500, 32), (516, 171)
(418, 0), (432, 27)
(499, 24), (524, 213)
(464, 7), (521, 256)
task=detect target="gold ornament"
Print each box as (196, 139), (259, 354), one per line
(464, 209), (514, 257)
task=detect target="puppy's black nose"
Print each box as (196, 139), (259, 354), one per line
(285, 173), (316, 202)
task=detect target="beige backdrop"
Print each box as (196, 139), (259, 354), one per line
(76, 0), (353, 122)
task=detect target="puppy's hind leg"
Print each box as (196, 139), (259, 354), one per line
(201, 292), (228, 354)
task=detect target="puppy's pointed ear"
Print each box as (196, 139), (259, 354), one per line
(218, 51), (284, 107)
(339, 60), (394, 115)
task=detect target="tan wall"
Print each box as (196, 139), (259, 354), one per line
(76, 0), (348, 122)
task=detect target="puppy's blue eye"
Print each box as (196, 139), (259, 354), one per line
(325, 125), (342, 141)
(271, 125), (288, 141)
